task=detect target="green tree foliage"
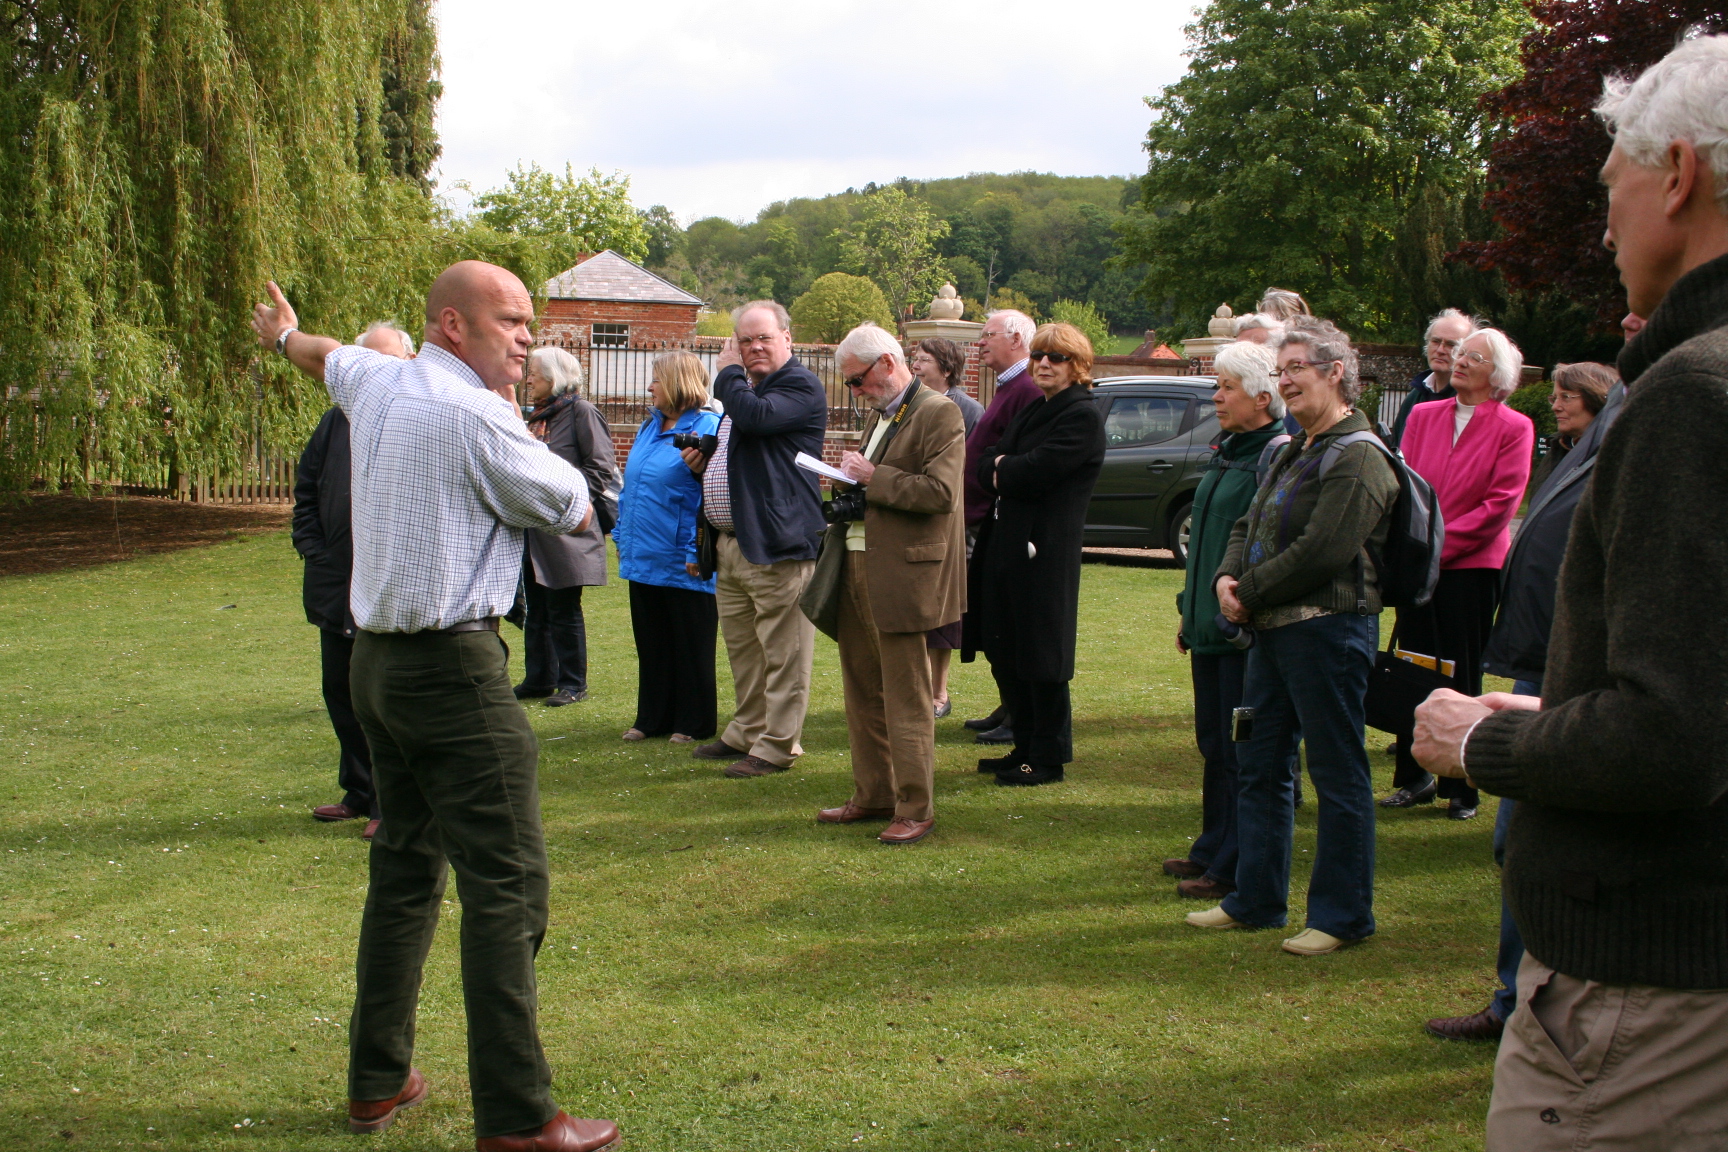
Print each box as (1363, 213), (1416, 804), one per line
(472, 163), (650, 266)
(1049, 301), (1111, 353)
(837, 188), (951, 323)
(1118, 0), (1529, 340)
(0, 0), (487, 493)
(987, 288), (1042, 322)
(788, 273), (895, 344)
(639, 204), (684, 266)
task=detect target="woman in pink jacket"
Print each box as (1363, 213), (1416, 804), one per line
(1380, 327), (1533, 819)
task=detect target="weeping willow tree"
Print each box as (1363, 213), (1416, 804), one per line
(0, 0), (552, 494)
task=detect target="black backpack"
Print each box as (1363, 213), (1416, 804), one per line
(1317, 430), (1444, 611)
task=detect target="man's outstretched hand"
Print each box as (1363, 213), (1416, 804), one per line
(252, 281), (298, 351)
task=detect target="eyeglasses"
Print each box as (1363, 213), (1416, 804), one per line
(1270, 359), (1337, 379)
(736, 333), (783, 348)
(1029, 350), (1073, 363)
(843, 360), (878, 391)
(1458, 349), (1490, 367)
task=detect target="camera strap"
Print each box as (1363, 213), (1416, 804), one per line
(864, 380), (929, 465)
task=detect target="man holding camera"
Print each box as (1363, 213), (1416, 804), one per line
(684, 301), (827, 778)
(816, 324), (966, 845)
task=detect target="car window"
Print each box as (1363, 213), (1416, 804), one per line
(1102, 396), (1189, 448)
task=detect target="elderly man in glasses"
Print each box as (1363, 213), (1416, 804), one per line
(1386, 307), (1479, 448)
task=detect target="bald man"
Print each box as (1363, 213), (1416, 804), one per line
(254, 262), (618, 1152)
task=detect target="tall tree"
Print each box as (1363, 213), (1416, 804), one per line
(471, 163), (650, 266)
(1454, 1), (1727, 329)
(1118, 0), (1528, 339)
(836, 187), (951, 322)
(0, 0), (456, 492)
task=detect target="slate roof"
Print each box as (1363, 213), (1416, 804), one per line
(542, 250), (704, 306)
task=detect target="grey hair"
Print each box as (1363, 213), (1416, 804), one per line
(835, 322), (905, 371)
(985, 309), (1036, 349)
(1212, 340), (1286, 419)
(355, 321), (414, 355)
(1257, 288), (1312, 322)
(1278, 316), (1361, 404)
(1234, 312), (1285, 340)
(1597, 32), (1728, 213)
(1424, 307), (1482, 341)
(731, 299), (792, 332)
(1461, 328), (1523, 401)
(528, 345), (586, 396)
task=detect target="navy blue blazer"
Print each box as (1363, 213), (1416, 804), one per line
(711, 357), (828, 565)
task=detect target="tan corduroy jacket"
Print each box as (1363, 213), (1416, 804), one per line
(856, 386), (967, 633)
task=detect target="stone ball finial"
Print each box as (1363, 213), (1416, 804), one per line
(928, 283), (964, 320)
(1207, 303), (1236, 339)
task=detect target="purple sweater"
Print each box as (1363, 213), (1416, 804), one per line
(963, 365), (1041, 525)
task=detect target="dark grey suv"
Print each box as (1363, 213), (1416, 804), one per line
(1082, 376), (1220, 566)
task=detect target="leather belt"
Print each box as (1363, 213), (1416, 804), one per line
(436, 617), (500, 634)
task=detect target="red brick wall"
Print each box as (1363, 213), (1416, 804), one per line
(538, 299), (698, 343)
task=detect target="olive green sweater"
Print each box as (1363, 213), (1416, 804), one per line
(1466, 252), (1728, 989)
(1216, 411), (1398, 619)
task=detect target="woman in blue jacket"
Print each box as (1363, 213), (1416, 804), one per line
(616, 352), (721, 743)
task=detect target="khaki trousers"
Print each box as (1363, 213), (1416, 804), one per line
(1486, 952), (1728, 1151)
(837, 551), (936, 821)
(715, 532), (815, 768)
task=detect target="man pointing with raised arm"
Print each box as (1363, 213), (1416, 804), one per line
(252, 262), (618, 1152)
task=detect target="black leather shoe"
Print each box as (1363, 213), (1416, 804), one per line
(513, 683), (555, 700)
(544, 689), (587, 707)
(1379, 776), (1438, 807)
(977, 754), (1025, 774)
(975, 725), (1015, 745)
(996, 763), (1063, 786)
(1447, 801), (1478, 820)
(963, 708), (1006, 732)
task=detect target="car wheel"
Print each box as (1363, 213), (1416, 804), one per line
(1169, 500), (1193, 569)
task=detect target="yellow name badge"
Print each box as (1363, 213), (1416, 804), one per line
(1394, 648), (1456, 679)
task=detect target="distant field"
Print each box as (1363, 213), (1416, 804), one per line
(0, 527), (1504, 1150)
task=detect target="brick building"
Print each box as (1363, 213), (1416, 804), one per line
(537, 250), (703, 343)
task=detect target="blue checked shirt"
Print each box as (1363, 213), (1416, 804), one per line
(325, 343), (590, 633)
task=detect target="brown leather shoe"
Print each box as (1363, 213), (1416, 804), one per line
(1424, 1007), (1505, 1042)
(690, 739), (745, 761)
(476, 1111), (619, 1152)
(314, 802), (367, 823)
(723, 755), (787, 778)
(1176, 875), (1235, 900)
(1162, 857), (1207, 878)
(816, 802), (896, 824)
(348, 1067), (428, 1134)
(878, 817), (934, 845)
(362, 819), (380, 841)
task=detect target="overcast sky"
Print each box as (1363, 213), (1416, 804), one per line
(430, 0), (1199, 223)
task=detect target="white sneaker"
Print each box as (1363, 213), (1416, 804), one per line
(1184, 905), (1247, 929)
(1281, 928), (1352, 955)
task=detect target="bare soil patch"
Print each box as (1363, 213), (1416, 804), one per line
(0, 495), (291, 577)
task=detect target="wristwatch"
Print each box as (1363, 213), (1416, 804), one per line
(275, 326), (298, 355)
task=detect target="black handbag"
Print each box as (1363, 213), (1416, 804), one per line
(1363, 627), (1453, 738)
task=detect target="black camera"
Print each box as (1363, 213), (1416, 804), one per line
(822, 487), (868, 524)
(672, 431), (718, 456)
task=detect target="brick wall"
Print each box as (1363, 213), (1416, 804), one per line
(538, 299), (699, 343)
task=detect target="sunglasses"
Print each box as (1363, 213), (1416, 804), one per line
(1029, 350), (1073, 364)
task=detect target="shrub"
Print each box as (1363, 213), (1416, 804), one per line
(1504, 380), (1558, 439)
(1049, 300), (1111, 354)
(789, 273), (895, 344)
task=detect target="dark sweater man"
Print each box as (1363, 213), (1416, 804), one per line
(1466, 254), (1728, 990)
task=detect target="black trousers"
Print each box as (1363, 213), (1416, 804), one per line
(995, 671), (1073, 767)
(628, 580), (718, 738)
(320, 628), (377, 817)
(1392, 567), (1501, 804)
(521, 560), (588, 694)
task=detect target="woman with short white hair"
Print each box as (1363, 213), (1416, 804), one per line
(1383, 326), (1533, 818)
(516, 345), (620, 707)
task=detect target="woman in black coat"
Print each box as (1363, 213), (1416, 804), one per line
(974, 322), (1107, 785)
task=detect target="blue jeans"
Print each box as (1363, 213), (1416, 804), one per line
(1488, 677), (1539, 1019)
(1222, 613), (1379, 939)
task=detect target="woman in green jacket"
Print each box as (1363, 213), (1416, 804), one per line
(1164, 340), (1288, 901)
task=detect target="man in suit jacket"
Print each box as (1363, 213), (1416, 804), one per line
(683, 301), (828, 778)
(292, 322), (414, 840)
(960, 309), (1042, 743)
(816, 324), (966, 844)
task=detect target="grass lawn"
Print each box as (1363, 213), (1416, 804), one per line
(0, 529), (1505, 1150)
